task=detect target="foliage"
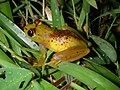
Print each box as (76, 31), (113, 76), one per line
(0, 0), (120, 90)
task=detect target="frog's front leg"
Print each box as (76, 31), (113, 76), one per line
(45, 46), (90, 67)
(33, 46), (46, 67)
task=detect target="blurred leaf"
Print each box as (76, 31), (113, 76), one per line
(0, 67), (33, 90)
(0, 27), (9, 48)
(83, 0), (90, 13)
(92, 47), (111, 64)
(58, 62), (120, 90)
(77, 5), (85, 30)
(77, 0), (90, 32)
(105, 17), (116, 39)
(13, 3), (25, 13)
(0, 26), (22, 55)
(60, 11), (65, 27)
(70, 82), (86, 90)
(26, 78), (58, 90)
(0, 0), (13, 21)
(93, 8), (120, 22)
(22, 47), (42, 61)
(85, 0), (97, 9)
(26, 80), (43, 90)
(0, 49), (18, 67)
(107, 33), (116, 46)
(90, 57), (106, 65)
(10, 40), (22, 55)
(39, 79), (58, 90)
(90, 35), (117, 63)
(0, 12), (39, 50)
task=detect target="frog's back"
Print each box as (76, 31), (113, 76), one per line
(45, 30), (87, 52)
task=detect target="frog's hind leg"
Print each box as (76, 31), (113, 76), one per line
(51, 46), (90, 62)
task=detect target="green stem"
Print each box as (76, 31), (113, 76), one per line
(72, 0), (78, 26)
(12, 0), (26, 21)
(105, 17), (116, 39)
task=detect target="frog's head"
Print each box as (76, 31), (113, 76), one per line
(24, 20), (52, 43)
(24, 23), (36, 38)
(24, 20), (44, 43)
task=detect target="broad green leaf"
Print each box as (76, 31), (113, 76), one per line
(90, 35), (117, 62)
(58, 62), (119, 90)
(0, 67), (33, 90)
(85, 0), (97, 9)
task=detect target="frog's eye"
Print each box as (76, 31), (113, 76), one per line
(28, 28), (36, 37)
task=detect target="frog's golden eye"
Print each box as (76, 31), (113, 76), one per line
(28, 28), (36, 37)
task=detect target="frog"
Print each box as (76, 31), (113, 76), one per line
(24, 20), (90, 67)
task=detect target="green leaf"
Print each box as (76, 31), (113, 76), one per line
(90, 35), (117, 62)
(0, 67), (33, 90)
(26, 79), (58, 90)
(93, 8), (120, 22)
(92, 47), (111, 64)
(0, 49), (18, 67)
(83, 59), (120, 87)
(0, 28), (9, 48)
(58, 62), (120, 90)
(26, 80), (43, 90)
(0, 12), (39, 50)
(77, 7), (85, 30)
(83, 0), (90, 13)
(39, 79), (58, 90)
(85, 0), (97, 9)
(50, 0), (64, 29)
(0, 0), (13, 21)
(26, 79), (59, 90)
(0, 26), (23, 56)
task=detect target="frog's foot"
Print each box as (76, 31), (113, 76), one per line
(32, 60), (45, 68)
(45, 60), (62, 68)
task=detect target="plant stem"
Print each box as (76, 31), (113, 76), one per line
(72, 0), (78, 26)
